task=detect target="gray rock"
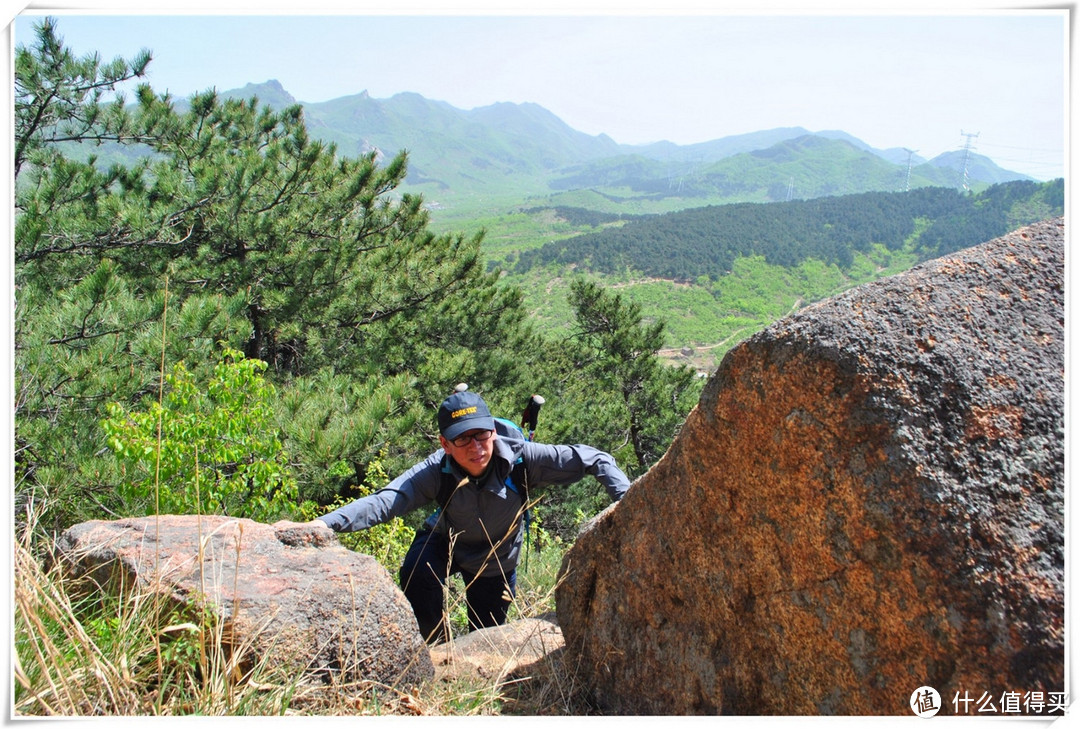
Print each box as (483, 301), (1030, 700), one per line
(430, 615), (564, 683)
(55, 515), (434, 689)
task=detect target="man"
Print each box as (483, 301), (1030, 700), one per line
(300, 389), (630, 643)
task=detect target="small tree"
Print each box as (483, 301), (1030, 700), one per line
(103, 347), (297, 521)
(566, 279), (701, 473)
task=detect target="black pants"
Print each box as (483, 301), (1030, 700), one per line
(398, 529), (517, 644)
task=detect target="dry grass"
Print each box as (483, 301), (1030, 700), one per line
(13, 498), (300, 715)
(12, 498), (594, 717)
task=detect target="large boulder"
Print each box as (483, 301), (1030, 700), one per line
(55, 516), (433, 689)
(556, 219), (1064, 715)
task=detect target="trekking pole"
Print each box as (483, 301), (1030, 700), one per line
(519, 394), (545, 567)
(521, 394), (544, 442)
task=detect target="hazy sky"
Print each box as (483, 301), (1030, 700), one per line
(8, 1), (1069, 180)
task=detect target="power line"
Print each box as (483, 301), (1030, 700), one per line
(989, 156), (1062, 170)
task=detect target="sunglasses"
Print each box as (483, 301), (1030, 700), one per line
(449, 429), (495, 448)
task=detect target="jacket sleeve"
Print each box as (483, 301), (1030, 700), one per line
(317, 451), (444, 532)
(521, 441), (631, 501)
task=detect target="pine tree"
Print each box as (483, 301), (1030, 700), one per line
(565, 279), (700, 473)
(14, 18), (533, 528)
(14, 16), (151, 179)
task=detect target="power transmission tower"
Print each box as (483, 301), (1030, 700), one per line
(786, 176), (794, 201)
(903, 148), (918, 192)
(958, 130), (980, 191)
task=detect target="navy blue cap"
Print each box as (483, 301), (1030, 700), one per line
(438, 390), (495, 440)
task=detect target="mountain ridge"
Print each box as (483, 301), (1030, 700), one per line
(217, 79), (1039, 212)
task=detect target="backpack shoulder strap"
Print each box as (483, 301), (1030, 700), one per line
(505, 457), (528, 506)
(436, 455), (456, 509)
(494, 417), (526, 441)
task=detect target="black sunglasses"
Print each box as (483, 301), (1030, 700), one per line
(449, 430), (495, 448)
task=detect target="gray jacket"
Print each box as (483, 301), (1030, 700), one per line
(318, 434), (630, 577)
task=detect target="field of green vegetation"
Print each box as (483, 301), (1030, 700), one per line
(496, 243), (921, 372)
(440, 177), (1061, 372)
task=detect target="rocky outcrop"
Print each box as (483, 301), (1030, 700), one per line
(556, 218), (1064, 715)
(431, 616), (564, 683)
(55, 516), (433, 689)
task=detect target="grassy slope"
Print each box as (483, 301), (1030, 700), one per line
(432, 203), (922, 373)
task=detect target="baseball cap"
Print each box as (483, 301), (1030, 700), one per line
(438, 390), (496, 440)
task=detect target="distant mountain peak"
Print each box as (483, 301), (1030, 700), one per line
(223, 79), (297, 109)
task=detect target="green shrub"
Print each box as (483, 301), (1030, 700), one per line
(102, 347), (298, 521)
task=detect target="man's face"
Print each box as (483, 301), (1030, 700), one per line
(440, 428), (497, 477)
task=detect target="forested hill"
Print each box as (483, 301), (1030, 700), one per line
(512, 180), (1064, 281)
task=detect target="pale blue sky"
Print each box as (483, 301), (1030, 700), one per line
(8, 2), (1069, 180)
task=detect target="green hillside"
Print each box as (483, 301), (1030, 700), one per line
(212, 80), (1057, 376)
(35, 73), (1058, 376)
(491, 179), (1063, 371)
(62, 79), (1036, 223)
(504, 244), (919, 373)
(512, 180), (1063, 279)
(300, 90), (622, 205)
(547, 136), (963, 204)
